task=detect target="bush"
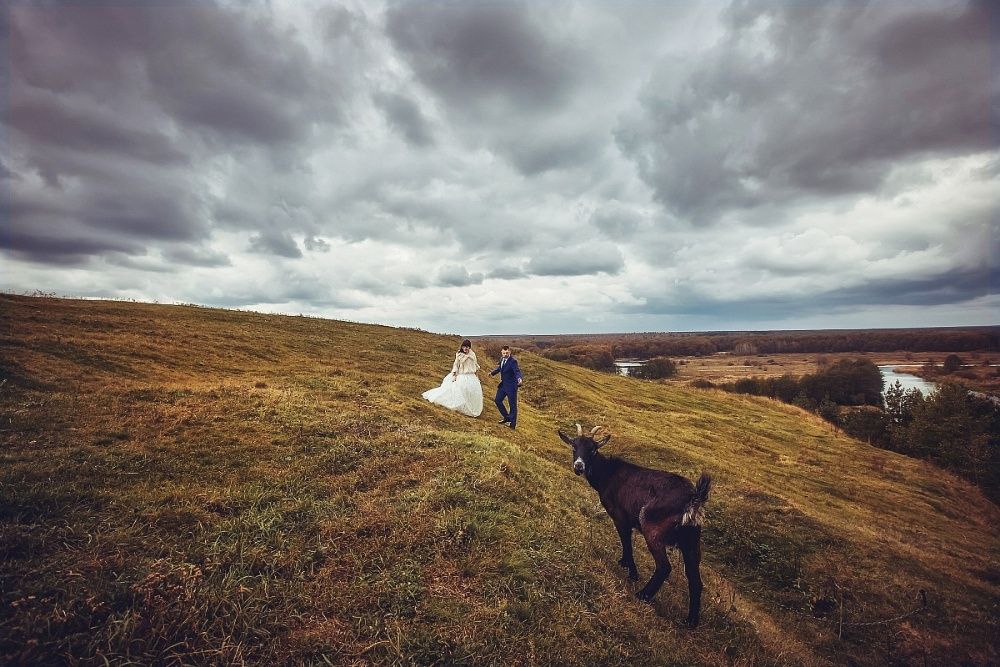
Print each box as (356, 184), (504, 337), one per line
(816, 398), (840, 425)
(799, 359), (883, 406)
(841, 407), (890, 445)
(791, 392), (816, 412)
(541, 344), (615, 372)
(719, 360), (883, 407)
(943, 354), (963, 374)
(772, 375), (800, 403)
(632, 356), (677, 380)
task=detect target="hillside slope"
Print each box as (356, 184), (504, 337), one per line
(1, 294), (997, 666)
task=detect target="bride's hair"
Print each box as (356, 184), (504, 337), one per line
(459, 339), (472, 352)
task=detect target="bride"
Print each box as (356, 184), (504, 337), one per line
(422, 339), (484, 417)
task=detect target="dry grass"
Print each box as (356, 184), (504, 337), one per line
(1, 294), (997, 666)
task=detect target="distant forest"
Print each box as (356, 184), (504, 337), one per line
(486, 328), (999, 372)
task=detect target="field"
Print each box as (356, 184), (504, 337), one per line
(1, 295), (998, 666)
(662, 352), (999, 389)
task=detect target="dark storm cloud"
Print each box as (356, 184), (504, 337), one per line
(616, 0), (997, 224)
(248, 232), (302, 259)
(2, 224), (143, 266)
(384, 1), (603, 176)
(9, 3), (339, 145)
(386, 2), (585, 115)
(8, 94), (188, 165)
(498, 132), (606, 176)
(78, 187), (206, 241)
(526, 246), (625, 277)
(629, 263), (997, 322)
(4, 151), (210, 247)
(820, 266), (999, 310)
(436, 265), (485, 287)
(350, 275), (404, 297)
(373, 90), (434, 147)
(2, 1), (351, 268)
(162, 246), (231, 268)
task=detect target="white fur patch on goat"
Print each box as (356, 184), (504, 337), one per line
(681, 504), (704, 527)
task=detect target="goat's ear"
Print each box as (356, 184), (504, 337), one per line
(557, 430), (575, 447)
(596, 435), (611, 449)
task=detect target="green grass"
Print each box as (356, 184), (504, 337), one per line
(1, 294), (997, 665)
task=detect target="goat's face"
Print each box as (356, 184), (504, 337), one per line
(558, 427), (611, 476)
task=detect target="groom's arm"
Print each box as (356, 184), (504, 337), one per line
(489, 364), (500, 376)
(512, 359), (523, 384)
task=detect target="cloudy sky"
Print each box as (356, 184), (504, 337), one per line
(2, 0), (997, 335)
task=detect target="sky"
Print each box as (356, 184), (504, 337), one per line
(1, 0), (997, 335)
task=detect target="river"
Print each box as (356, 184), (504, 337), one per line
(614, 360), (645, 376)
(878, 365), (938, 395)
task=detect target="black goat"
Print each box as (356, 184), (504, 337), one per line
(558, 424), (711, 627)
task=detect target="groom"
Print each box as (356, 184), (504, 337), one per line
(489, 345), (523, 429)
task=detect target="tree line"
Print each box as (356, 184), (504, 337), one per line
(507, 328), (998, 369)
(712, 359), (884, 407)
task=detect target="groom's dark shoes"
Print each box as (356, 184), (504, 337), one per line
(498, 418), (510, 424)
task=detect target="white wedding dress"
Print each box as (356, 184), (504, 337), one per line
(422, 351), (483, 417)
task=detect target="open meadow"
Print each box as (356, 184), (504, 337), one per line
(1, 295), (998, 666)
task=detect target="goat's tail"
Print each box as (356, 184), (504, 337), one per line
(681, 473), (712, 527)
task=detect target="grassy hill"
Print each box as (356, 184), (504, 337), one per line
(1, 294), (997, 666)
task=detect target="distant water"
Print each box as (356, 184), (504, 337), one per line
(614, 359), (646, 376)
(879, 365), (937, 395)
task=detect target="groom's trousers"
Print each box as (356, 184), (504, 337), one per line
(495, 385), (517, 427)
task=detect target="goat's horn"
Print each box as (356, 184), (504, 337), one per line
(589, 426), (604, 435)
(575, 423), (583, 437)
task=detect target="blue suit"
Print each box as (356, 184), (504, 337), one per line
(489, 356), (523, 427)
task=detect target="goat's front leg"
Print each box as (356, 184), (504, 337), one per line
(613, 519), (638, 580)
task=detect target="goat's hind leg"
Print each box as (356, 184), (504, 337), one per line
(679, 526), (704, 628)
(613, 518), (638, 580)
(636, 528), (671, 602)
